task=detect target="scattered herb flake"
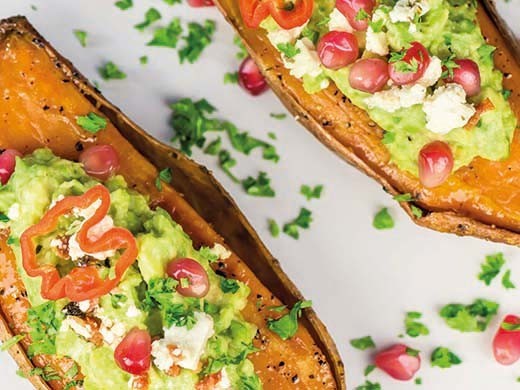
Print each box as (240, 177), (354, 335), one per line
(478, 253), (505, 286)
(300, 184), (323, 201)
(99, 61), (126, 80)
(218, 150), (240, 183)
(267, 300), (312, 340)
(268, 219), (280, 238)
(220, 278), (240, 294)
(415, 377), (422, 385)
(234, 36), (248, 60)
(406, 347), (420, 357)
(73, 30), (87, 47)
(405, 311), (430, 338)
(155, 168), (173, 191)
(268, 132), (277, 140)
(502, 269), (516, 290)
(115, 0), (132, 10)
(382, 131), (395, 144)
(411, 205), (423, 218)
(373, 207), (394, 230)
(355, 9), (370, 21)
(135, 8), (162, 31)
(283, 208), (312, 239)
(277, 42), (301, 58)
(350, 336), (376, 351)
(148, 19), (183, 48)
(393, 193), (414, 202)
(139, 55), (148, 65)
(76, 112), (107, 133)
(439, 299), (499, 332)
(204, 137), (222, 155)
(431, 347), (462, 368)
(0, 213), (9, 222)
(224, 72), (239, 84)
(355, 380), (381, 390)
(163, 0), (181, 4)
(364, 364), (376, 376)
(270, 113), (287, 120)
(179, 20), (216, 64)
(242, 172), (276, 197)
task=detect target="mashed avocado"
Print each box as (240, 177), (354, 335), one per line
(263, 0), (517, 175)
(0, 149), (261, 389)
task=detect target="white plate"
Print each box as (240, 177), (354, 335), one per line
(0, 1), (519, 389)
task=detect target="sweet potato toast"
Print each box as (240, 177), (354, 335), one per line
(0, 16), (344, 389)
(215, 0), (520, 245)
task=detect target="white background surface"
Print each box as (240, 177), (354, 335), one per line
(0, 1), (519, 389)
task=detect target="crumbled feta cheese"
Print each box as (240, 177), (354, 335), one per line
(389, 0), (431, 33)
(209, 243), (231, 261)
(423, 83), (476, 134)
(328, 8), (354, 32)
(62, 317), (93, 340)
(365, 84), (427, 112)
(365, 26), (389, 56)
(126, 305), (141, 318)
(215, 368), (233, 390)
(7, 203), (20, 221)
(96, 311), (127, 346)
(152, 312), (214, 372)
(78, 300), (91, 313)
(267, 23), (306, 46)
(417, 56), (442, 87)
(283, 38), (323, 79)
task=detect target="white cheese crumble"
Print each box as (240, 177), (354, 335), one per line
(96, 309), (127, 346)
(126, 305), (141, 318)
(78, 300), (91, 313)
(328, 8), (354, 32)
(283, 38), (323, 79)
(209, 243), (232, 261)
(215, 368), (233, 390)
(7, 203), (20, 221)
(389, 0), (431, 33)
(365, 26), (389, 56)
(423, 83), (476, 134)
(152, 312), (214, 372)
(62, 317), (93, 340)
(417, 56), (442, 87)
(365, 84), (427, 113)
(267, 23), (306, 46)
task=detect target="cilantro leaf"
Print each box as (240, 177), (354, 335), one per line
(478, 253), (505, 286)
(270, 113), (287, 120)
(277, 42), (301, 58)
(477, 44), (496, 66)
(224, 72), (239, 84)
(268, 219), (280, 238)
(163, 0), (181, 4)
(99, 61), (126, 80)
(142, 277), (178, 310)
(405, 311), (430, 338)
(369, 19), (384, 33)
(0, 213), (9, 222)
(350, 336), (376, 350)
(355, 9), (370, 21)
(300, 184), (323, 201)
(411, 205), (423, 218)
(135, 8), (162, 31)
(382, 131), (395, 144)
(233, 36), (248, 60)
(267, 300), (312, 340)
(0, 334), (26, 351)
(502, 89), (512, 100)
(373, 207), (394, 230)
(355, 380), (381, 390)
(155, 168), (173, 191)
(27, 302), (62, 357)
(73, 30), (87, 47)
(502, 269), (516, 290)
(204, 137), (222, 155)
(179, 20), (216, 64)
(242, 172), (276, 197)
(163, 304), (196, 329)
(76, 112), (107, 133)
(283, 208), (312, 239)
(148, 19), (183, 48)
(218, 150), (240, 183)
(224, 121), (279, 162)
(393, 193), (414, 202)
(115, 0), (132, 10)
(220, 278), (240, 294)
(415, 377), (422, 385)
(406, 347), (420, 357)
(139, 55), (148, 65)
(431, 347), (462, 368)
(110, 293), (128, 308)
(364, 364), (376, 376)
(439, 299), (499, 332)
(199, 246), (219, 263)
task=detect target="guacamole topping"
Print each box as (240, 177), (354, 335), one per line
(0, 149), (261, 389)
(260, 0), (517, 176)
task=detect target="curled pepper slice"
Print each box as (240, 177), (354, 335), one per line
(20, 185), (138, 301)
(239, 0), (314, 30)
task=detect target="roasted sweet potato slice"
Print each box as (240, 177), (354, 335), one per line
(0, 16), (344, 389)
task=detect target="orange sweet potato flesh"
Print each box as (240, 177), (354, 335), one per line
(215, 0), (520, 244)
(0, 24), (338, 389)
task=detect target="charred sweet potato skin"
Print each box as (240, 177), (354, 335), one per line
(0, 19), (342, 390)
(215, 0), (520, 244)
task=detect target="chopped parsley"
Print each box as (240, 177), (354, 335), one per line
(155, 167), (173, 191)
(502, 89), (512, 100)
(405, 311), (430, 338)
(27, 302), (62, 357)
(0, 334), (26, 351)
(355, 380), (381, 390)
(355, 9), (370, 21)
(268, 132), (277, 140)
(268, 219), (280, 238)
(164, 304), (196, 329)
(135, 8), (162, 31)
(369, 19), (384, 33)
(139, 55), (148, 65)
(148, 19), (183, 48)
(220, 278), (240, 294)
(478, 253), (505, 286)
(411, 205), (423, 218)
(364, 364), (376, 376)
(110, 293), (128, 308)
(300, 184), (323, 201)
(393, 193), (414, 202)
(199, 247), (219, 263)
(270, 113), (287, 120)
(99, 61), (127, 80)
(76, 112), (107, 133)
(373, 207), (394, 230)
(218, 150), (239, 183)
(439, 299), (499, 332)
(441, 53), (459, 78)
(276, 42), (300, 58)
(7, 236), (18, 246)
(430, 347), (462, 368)
(179, 20), (216, 64)
(163, 0), (182, 4)
(234, 36), (248, 60)
(204, 137), (222, 155)
(283, 208), (312, 239)
(350, 336), (376, 351)
(267, 300), (312, 340)
(242, 172), (275, 197)
(142, 277), (178, 310)
(224, 72), (239, 84)
(73, 30), (87, 47)
(0, 213), (9, 222)
(115, 0), (132, 10)
(502, 269), (516, 289)
(477, 44), (496, 66)
(415, 378), (422, 385)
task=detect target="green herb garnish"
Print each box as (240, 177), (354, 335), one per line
(355, 380), (381, 390)
(277, 42), (300, 58)
(140, 55), (148, 65)
(364, 364), (376, 376)
(218, 150), (240, 183)
(300, 184), (323, 201)
(115, 0), (132, 10)
(204, 137), (222, 155)
(478, 253), (505, 286)
(76, 112), (107, 133)
(268, 219), (280, 237)
(99, 61), (126, 80)
(373, 207), (394, 230)
(439, 299), (499, 332)
(224, 72), (239, 84)
(233, 36), (248, 60)
(355, 9), (370, 21)
(135, 8), (162, 31)
(110, 293), (128, 308)
(267, 300), (312, 340)
(164, 304), (196, 329)
(350, 336), (376, 350)
(179, 20), (216, 64)
(242, 172), (275, 197)
(27, 302), (62, 357)
(283, 208), (312, 239)
(148, 19), (183, 48)
(431, 347), (462, 368)
(405, 311), (430, 338)
(502, 269), (516, 289)
(220, 278), (240, 294)
(270, 113), (287, 120)
(73, 30), (87, 47)
(155, 168), (173, 191)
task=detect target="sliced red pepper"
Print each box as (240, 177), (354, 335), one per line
(20, 185), (138, 301)
(239, 0), (314, 30)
